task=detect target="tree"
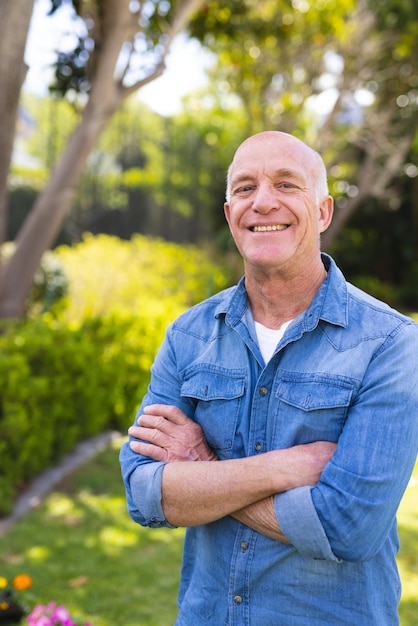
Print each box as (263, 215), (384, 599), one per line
(190, 0), (418, 250)
(0, 0), (204, 318)
(0, 0), (35, 245)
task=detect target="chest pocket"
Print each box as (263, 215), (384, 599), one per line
(273, 376), (353, 446)
(181, 365), (246, 451)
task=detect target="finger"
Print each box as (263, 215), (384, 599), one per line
(130, 439), (167, 462)
(143, 404), (191, 425)
(136, 413), (173, 433)
(129, 425), (171, 447)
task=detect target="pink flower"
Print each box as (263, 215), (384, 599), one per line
(26, 600), (89, 625)
(53, 605), (76, 625)
(27, 604), (54, 624)
(30, 617), (54, 626)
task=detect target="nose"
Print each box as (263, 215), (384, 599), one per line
(251, 182), (279, 214)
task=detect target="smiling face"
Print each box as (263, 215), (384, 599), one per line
(224, 131), (333, 278)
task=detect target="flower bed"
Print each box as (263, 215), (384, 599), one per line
(0, 576), (91, 626)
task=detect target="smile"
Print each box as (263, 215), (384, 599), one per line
(250, 225), (290, 232)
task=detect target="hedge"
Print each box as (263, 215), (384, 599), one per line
(0, 313), (166, 515)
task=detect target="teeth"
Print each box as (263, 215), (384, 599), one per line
(252, 225), (288, 232)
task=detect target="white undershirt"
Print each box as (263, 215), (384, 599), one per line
(254, 320), (292, 364)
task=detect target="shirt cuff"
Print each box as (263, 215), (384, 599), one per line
(274, 486), (341, 561)
(130, 461), (177, 528)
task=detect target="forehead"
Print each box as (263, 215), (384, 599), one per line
(230, 135), (313, 185)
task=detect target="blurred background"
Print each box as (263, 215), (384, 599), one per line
(0, 1), (417, 624)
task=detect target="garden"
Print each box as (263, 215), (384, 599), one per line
(1, 0), (418, 622)
(0, 234), (417, 625)
(0, 438), (417, 625)
(0, 234), (232, 625)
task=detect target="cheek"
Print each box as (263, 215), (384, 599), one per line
(225, 204), (244, 232)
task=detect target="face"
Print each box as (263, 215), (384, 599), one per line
(224, 132), (333, 277)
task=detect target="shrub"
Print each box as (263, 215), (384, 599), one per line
(0, 234), (233, 516)
(55, 233), (232, 322)
(0, 243), (68, 317)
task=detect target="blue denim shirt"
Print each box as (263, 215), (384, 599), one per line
(120, 254), (418, 625)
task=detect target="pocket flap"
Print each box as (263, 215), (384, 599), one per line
(278, 380), (353, 411)
(181, 367), (246, 401)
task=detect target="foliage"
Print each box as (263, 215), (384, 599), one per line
(0, 234), (232, 515)
(190, 0), (418, 251)
(54, 233), (232, 321)
(0, 0), (206, 319)
(0, 441), (417, 625)
(190, 0), (358, 134)
(0, 315), (143, 515)
(14, 92), (246, 245)
(0, 243), (69, 317)
(47, 0), (180, 97)
(21, 94), (79, 174)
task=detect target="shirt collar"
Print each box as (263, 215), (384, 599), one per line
(305, 254), (348, 329)
(214, 253), (348, 329)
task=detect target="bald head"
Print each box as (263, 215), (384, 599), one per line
(226, 131), (329, 203)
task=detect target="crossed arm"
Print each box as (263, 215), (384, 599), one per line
(128, 404), (336, 541)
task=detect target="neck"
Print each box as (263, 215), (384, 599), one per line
(245, 258), (327, 329)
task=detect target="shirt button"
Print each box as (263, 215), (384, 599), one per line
(233, 595), (243, 604)
(240, 541), (249, 551)
(260, 386), (268, 396)
(254, 442), (262, 452)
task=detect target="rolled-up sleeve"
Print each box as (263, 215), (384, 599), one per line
(274, 486), (341, 561)
(119, 325), (189, 529)
(276, 321), (418, 563)
(119, 446), (177, 528)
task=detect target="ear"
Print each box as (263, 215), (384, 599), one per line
(224, 202), (231, 227)
(318, 196), (334, 234)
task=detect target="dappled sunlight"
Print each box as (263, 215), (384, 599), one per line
(2, 441), (414, 624)
(45, 493), (84, 523)
(99, 526), (138, 550)
(0, 441), (185, 624)
(26, 545), (51, 563)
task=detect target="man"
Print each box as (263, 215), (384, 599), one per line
(120, 131), (418, 625)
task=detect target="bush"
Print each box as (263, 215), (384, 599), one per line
(351, 275), (401, 308)
(0, 243), (68, 317)
(0, 234), (233, 516)
(0, 315), (159, 515)
(54, 233), (232, 322)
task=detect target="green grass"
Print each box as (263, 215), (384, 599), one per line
(1, 438), (417, 625)
(398, 468), (418, 625)
(0, 437), (184, 626)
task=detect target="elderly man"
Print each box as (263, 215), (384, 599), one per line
(120, 131), (418, 625)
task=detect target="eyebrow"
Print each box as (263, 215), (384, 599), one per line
(230, 168), (306, 188)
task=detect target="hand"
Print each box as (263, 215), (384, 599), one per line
(129, 404), (218, 463)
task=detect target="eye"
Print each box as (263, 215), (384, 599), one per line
(277, 182), (298, 190)
(233, 184), (256, 195)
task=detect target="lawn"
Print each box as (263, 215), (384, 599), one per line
(1, 436), (417, 625)
(0, 437), (183, 626)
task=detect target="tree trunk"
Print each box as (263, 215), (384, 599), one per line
(0, 0), (35, 245)
(0, 99), (117, 318)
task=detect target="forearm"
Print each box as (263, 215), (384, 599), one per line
(232, 496), (290, 542)
(161, 444), (333, 527)
(161, 453), (282, 527)
(129, 404), (336, 529)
